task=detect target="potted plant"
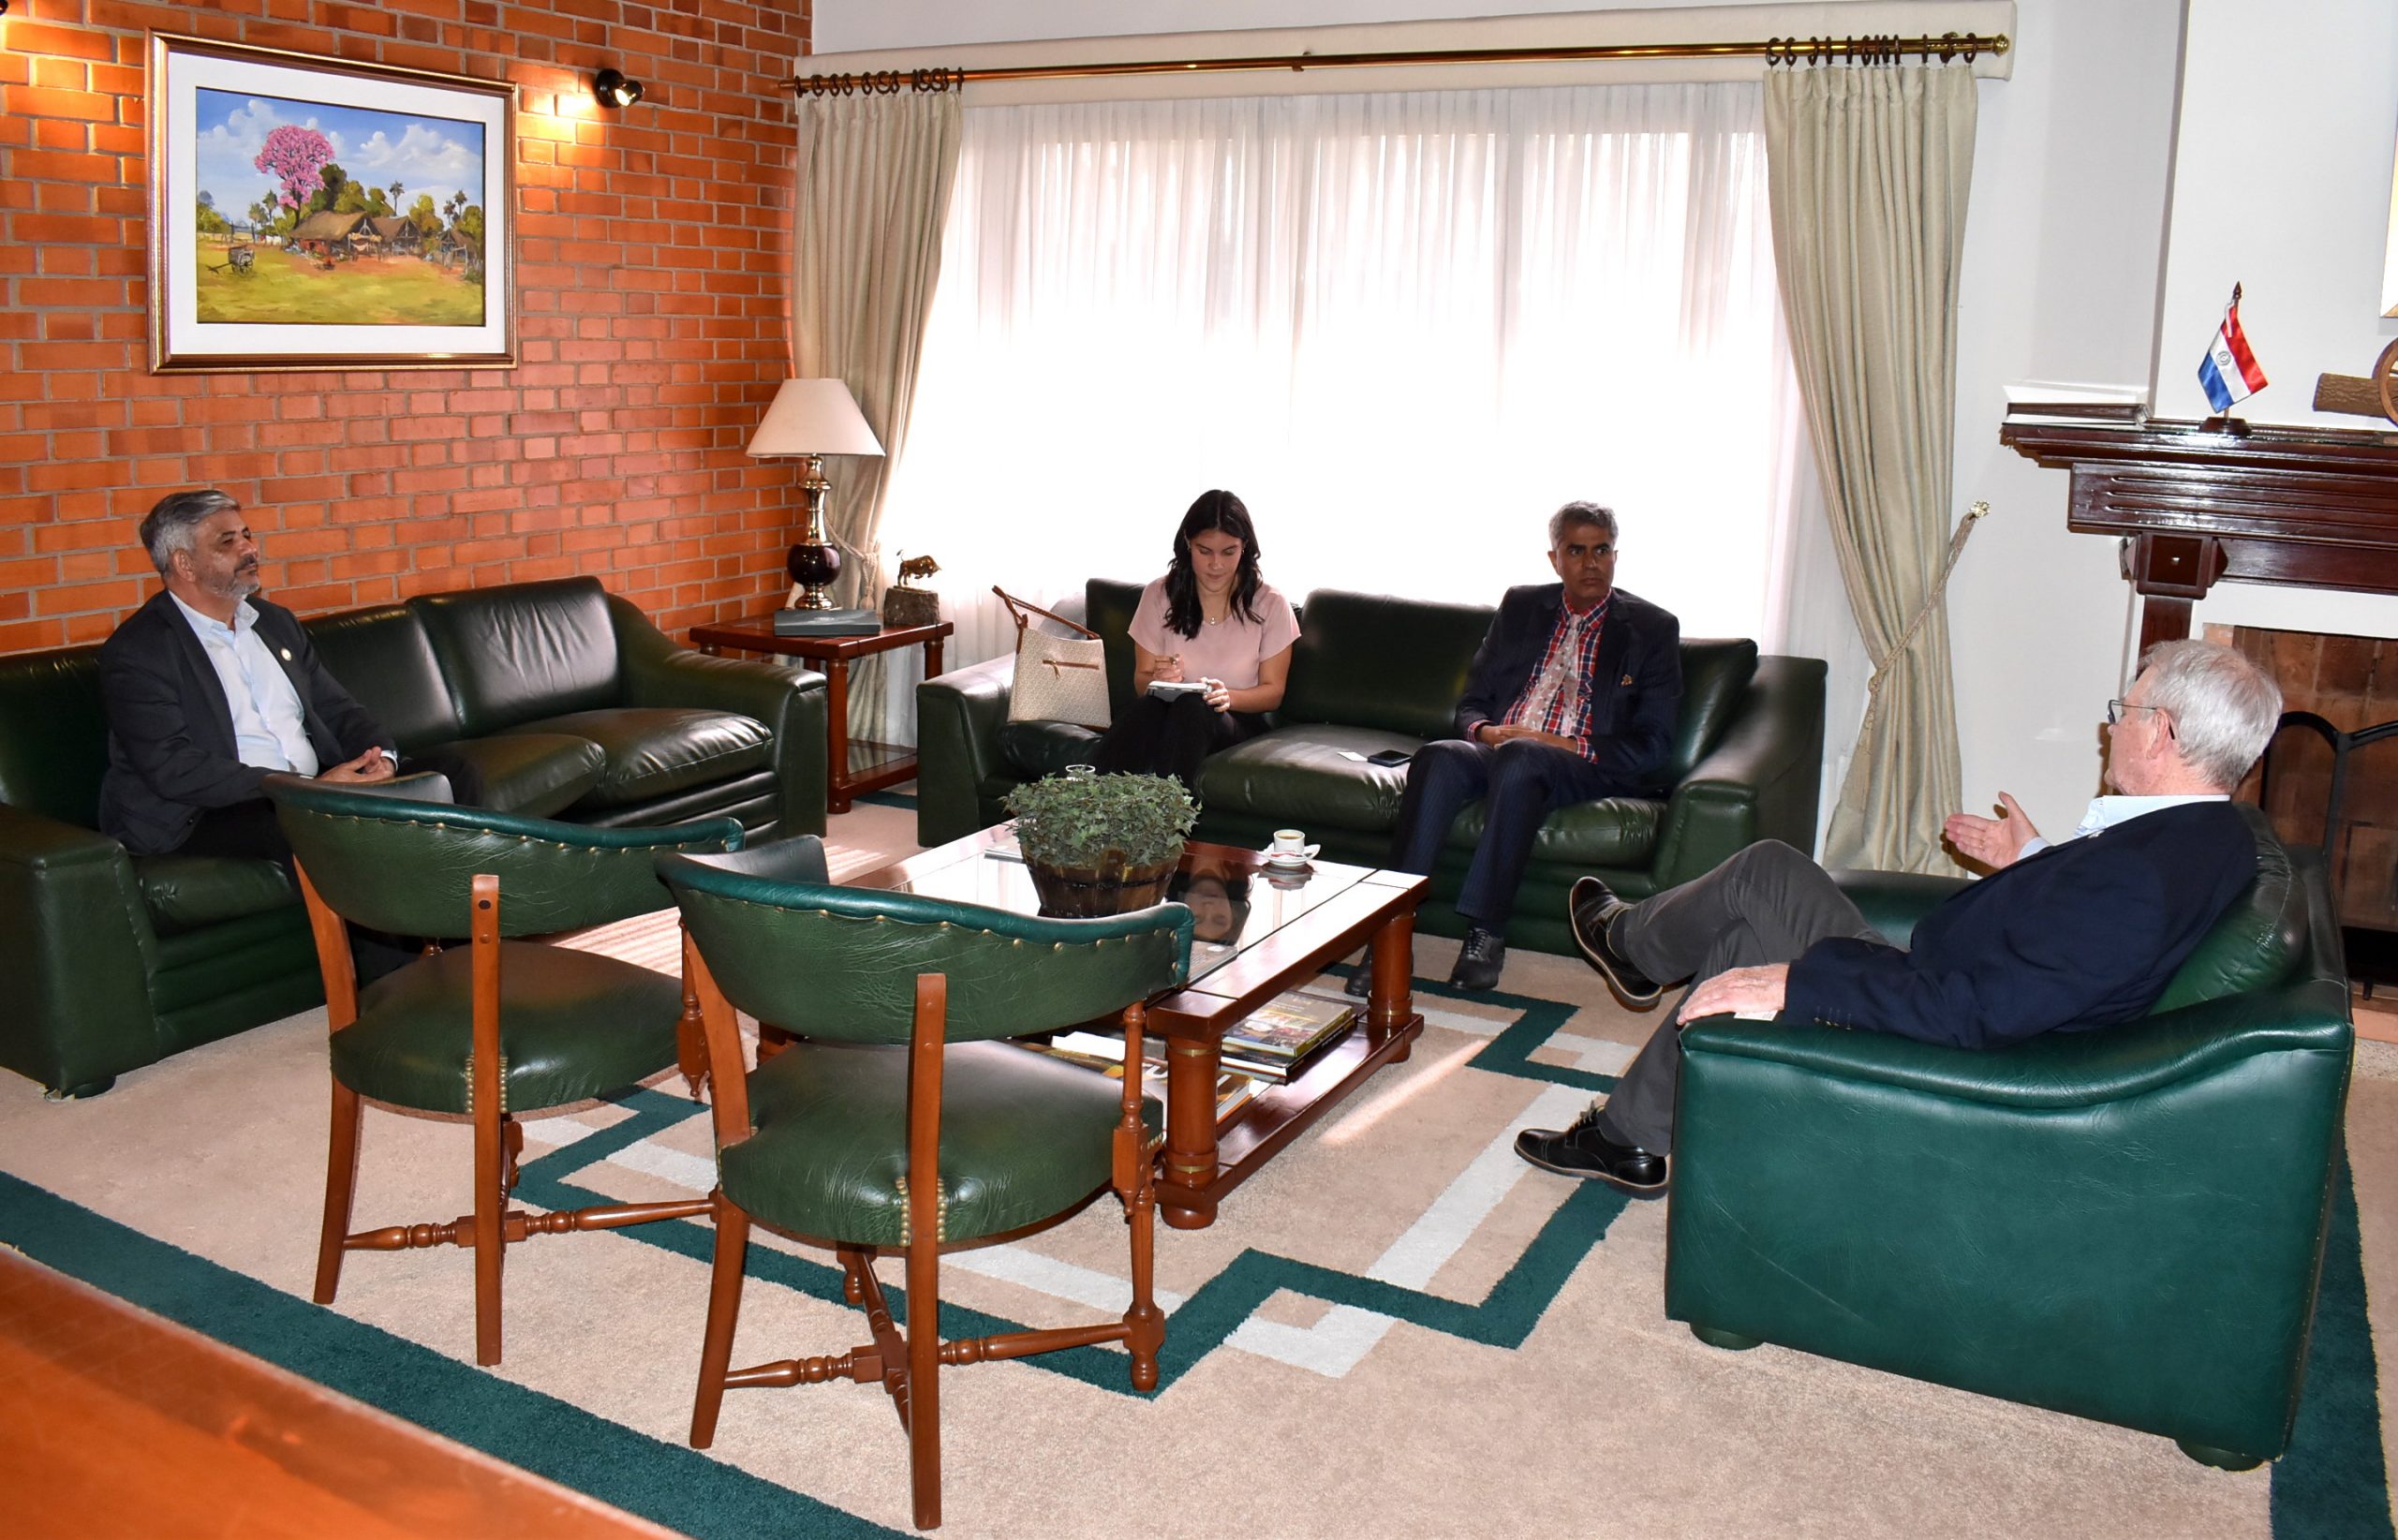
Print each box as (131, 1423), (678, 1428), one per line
(1005, 771), (1196, 917)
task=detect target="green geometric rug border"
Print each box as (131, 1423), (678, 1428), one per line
(0, 1169), (903, 1540)
(2271, 1152), (2394, 1539)
(514, 1083), (1635, 1399)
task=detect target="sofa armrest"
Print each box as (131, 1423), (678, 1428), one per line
(0, 804), (163, 1094)
(609, 599), (830, 838)
(1647, 656), (1827, 890)
(916, 653), (1019, 847)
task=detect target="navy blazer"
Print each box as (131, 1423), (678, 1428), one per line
(1784, 800), (2257, 1051)
(97, 589), (392, 856)
(1452, 584), (1682, 794)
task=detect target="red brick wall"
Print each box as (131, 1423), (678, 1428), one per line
(0, 0), (814, 655)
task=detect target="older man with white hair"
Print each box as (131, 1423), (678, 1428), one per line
(1518, 639), (2285, 1199)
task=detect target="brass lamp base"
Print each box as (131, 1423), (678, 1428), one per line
(787, 454), (843, 610)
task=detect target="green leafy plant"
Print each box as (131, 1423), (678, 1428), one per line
(1005, 772), (1195, 871)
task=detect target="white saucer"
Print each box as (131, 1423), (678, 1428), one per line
(1262, 846), (1319, 866)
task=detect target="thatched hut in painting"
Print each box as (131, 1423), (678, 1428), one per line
(289, 210), (368, 260)
(363, 215), (424, 257)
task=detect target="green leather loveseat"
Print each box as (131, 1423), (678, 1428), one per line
(916, 579), (1827, 955)
(1665, 809), (2352, 1469)
(0, 576), (828, 1098)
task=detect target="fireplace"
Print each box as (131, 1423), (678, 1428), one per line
(2222, 624), (2398, 988)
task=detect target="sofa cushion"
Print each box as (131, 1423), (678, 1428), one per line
(1662, 639), (1761, 782)
(0, 644), (107, 828)
(133, 853), (297, 935)
(507, 707), (773, 811)
(1195, 724), (1421, 834)
(998, 719), (1104, 780)
(1279, 589), (1494, 739)
(415, 577), (620, 734)
(414, 733), (606, 820)
(306, 604), (462, 753)
(1086, 578), (1146, 718)
(1443, 794), (1665, 869)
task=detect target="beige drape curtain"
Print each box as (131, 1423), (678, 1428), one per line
(1763, 65), (1976, 873)
(787, 90), (961, 741)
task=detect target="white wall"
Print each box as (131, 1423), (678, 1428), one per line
(2161, 0), (2398, 648)
(816, 0), (1715, 53)
(1943, 0), (2184, 834)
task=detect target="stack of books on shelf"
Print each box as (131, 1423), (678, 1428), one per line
(1027, 1032), (1261, 1124)
(1216, 989), (1355, 1083)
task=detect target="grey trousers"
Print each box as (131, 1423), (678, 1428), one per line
(1593, 840), (1883, 1153)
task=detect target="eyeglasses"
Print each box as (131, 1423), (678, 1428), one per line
(2105, 699), (2175, 737)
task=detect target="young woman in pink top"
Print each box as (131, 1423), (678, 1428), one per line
(1093, 489), (1299, 792)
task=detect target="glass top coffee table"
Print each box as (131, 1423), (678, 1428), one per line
(841, 824), (1428, 1230)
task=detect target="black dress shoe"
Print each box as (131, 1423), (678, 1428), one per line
(1568, 876), (1665, 1008)
(1514, 1105), (1667, 1197)
(1447, 925), (1506, 991)
(1343, 948), (1374, 999)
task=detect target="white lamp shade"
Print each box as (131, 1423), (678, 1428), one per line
(747, 378), (884, 459)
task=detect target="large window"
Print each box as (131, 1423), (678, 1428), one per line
(883, 81), (1804, 673)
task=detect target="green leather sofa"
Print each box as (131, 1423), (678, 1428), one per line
(1665, 809), (2352, 1469)
(0, 576), (828, 1098)
(916, 579), (1827, 955)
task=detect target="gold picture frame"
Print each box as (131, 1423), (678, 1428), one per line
(147, 32), (518, 374)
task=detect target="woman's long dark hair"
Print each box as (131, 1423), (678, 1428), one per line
(1162, 489), (1265, 639)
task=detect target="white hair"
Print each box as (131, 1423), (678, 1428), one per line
(2139, 640), (2282, 790)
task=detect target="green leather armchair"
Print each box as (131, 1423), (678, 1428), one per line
(1665, 812), (2352, 1469)
(660, 838), (1192, 1530)
(916, 580), (1828, 956)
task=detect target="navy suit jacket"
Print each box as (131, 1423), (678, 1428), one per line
(1453, 584), (1682, 793)
(97, 589), (392, 856)
(1784, 800), (2257, 1051)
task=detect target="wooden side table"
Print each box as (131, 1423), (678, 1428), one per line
(689, 616), (953, 814)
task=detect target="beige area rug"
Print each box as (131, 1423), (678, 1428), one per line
(3, 797), (2394, 1539)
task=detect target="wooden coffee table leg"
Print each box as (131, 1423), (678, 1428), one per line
(1368, 911), (1416, 1062)
(1160, 1039), (1222, 1230)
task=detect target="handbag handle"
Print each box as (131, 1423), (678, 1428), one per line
(993, 585), (1099, 639)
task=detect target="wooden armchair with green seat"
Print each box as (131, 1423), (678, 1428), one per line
(659, 837), (1193, 1532)
(269, 773), (746, 1367)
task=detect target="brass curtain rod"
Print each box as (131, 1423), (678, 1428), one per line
(789, 32), (2010, 97)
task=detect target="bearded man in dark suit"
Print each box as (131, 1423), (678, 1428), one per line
(97, 488), (469, 865)
(1364, 501), (1682, 996)
(1524, 638), (2284, 1199)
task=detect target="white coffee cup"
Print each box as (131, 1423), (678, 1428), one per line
(1270, 828), (1308, 857)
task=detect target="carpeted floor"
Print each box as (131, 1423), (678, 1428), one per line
(4, 792), (2396, 1538)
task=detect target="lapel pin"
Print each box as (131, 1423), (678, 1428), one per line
(1620, 674), (1633, 687)
(280, 647), (293, 661)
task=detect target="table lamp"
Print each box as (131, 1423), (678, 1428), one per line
(747, 378), (884, 611)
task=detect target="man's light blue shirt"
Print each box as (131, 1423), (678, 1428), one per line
(169, 592), (319, 776)
(2017, 793), (2229, 859)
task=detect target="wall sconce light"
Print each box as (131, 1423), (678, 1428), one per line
(593, 68), (644, 109)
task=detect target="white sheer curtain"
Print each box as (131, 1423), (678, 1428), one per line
(881, 81), (1830, 755)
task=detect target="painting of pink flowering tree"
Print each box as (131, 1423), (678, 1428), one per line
(152, 34), (515, 372)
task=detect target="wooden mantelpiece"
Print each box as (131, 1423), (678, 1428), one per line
(2000, 408), (2398, 651)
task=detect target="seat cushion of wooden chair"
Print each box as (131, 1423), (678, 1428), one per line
(331, 942), (685, 1114)
(722, 1041), (1161, 1248)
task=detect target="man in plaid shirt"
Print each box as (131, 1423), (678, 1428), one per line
(1363, 502), (1682, 994)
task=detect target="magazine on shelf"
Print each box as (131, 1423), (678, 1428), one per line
(1221, 988), (1356, 1064)
(1023, 1033), (1258, 1121)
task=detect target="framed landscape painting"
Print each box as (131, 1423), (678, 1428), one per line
(147, 34), (517, 373)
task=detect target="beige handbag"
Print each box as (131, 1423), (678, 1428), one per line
(997, 586), (1111, 730)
